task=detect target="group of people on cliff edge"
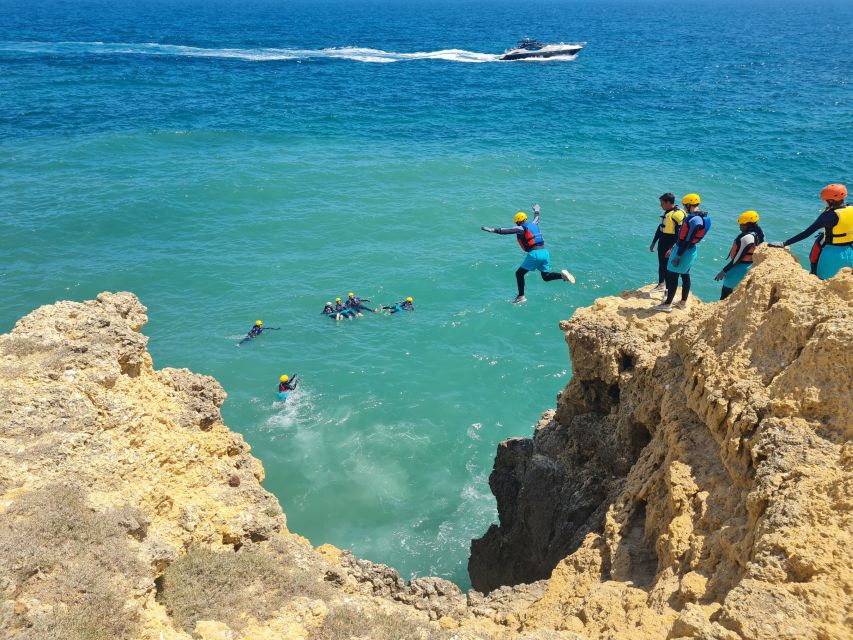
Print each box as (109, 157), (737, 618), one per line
(647, 183), (851, 311)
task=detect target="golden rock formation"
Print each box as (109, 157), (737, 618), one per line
(1, 248), (849, 639)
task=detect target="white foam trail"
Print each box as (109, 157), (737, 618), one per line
(0, 41), (577, 64)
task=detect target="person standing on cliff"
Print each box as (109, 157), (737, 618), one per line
(654, 193), (711, 312)
(715, 210), (764, 299)
(768, 183), (853, 279)
(480, 204), (575, 304)
(649, 193), (685, 291)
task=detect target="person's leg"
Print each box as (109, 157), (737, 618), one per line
(664, 270), (679, 305)
(515, 267), (528, 296)
(657, 238), (673, 285)
(680, 273), (691, 301)
(540, 271), (562, 282)
(720, 286), (733, 300)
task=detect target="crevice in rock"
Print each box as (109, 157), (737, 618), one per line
(619, 352), (635, 373)
(618, 500), (658, 589)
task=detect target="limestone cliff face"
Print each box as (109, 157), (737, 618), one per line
(469, 248), (853, 639)
(1, 248), (850, 640)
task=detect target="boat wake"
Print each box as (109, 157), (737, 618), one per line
(0, 41), (578, 63)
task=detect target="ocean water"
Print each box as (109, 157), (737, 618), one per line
(1, 0), (850, 588)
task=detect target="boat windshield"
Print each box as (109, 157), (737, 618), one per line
(517, 38), (544, 50)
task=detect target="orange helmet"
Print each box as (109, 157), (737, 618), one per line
(820, 183), (847, 202)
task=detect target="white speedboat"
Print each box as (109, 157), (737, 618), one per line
(500, 38), (583, 61)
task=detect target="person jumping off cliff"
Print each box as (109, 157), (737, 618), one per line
(480, 203), (575, 304)
(768, 183), (853, 279)
(240, 320), (280, 344)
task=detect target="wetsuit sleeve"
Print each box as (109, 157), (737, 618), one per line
(652, 226), (663, 244)
(532, 212), (540, 225)
(675, 217), (701, 256)
(784, 211), (837, 246)
(493, 225), (524, 235)
(723, 234), (755, 272)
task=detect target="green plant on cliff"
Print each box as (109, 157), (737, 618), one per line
(157, 541), (330, 632)
(0, 483), (147, 640)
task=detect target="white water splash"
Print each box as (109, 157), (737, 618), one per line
(0, 41), (579, 64)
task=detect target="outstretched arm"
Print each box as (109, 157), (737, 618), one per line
(489, 225), (524, 235)
(782, 211), (834, 247)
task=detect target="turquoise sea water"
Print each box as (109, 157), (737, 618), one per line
(2, 0), (851, 588)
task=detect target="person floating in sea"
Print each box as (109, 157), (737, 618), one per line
(480, 203), (575, 304)
(381, 297), (414, 314)
(321, 301), (341, 320)
(649, 193), (685, 291)
(277, 374), (298, 401)
(240, 320), (280, 344)
(345, 292), (375, 316)
(715, 210), (764, 299)
(655, 193), (711, 313)
(334, 297), (356, 320)
(768, 183), (853, 279)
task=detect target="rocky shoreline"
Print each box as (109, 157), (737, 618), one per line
(1, 249), (850, 639)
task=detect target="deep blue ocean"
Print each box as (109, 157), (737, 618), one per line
(2, 0), (851, 588)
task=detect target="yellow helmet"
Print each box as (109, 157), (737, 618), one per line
(280, 375), (289, 383)
(514, 211), (528, 224)
(348, 292), (354, 297)
(682, 193), (701, 206)
(406, 297), (413, 303)
(255, 320), (263, 326)
(738, 210), (759, 225)
(335, 297), (341, 302)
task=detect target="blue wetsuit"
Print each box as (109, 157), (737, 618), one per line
(335, 302), (356, 318)
(383, 300), (414, 313)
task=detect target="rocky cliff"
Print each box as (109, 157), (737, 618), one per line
(470, 248), (852, 639)
(1, 247), (850, 640)
(0, 292), (534, 640)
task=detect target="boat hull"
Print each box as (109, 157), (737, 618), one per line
(500, 46), (583, 61)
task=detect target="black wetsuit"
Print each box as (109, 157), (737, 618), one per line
(782, 207), (847, 247)
(346, 297), (374, 313)
(651, 207), (683, 285)
(278, 375), (299, 393)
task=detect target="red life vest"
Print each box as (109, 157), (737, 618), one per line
(515, 221), (544, 252)
(677, 212), (709, 245)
